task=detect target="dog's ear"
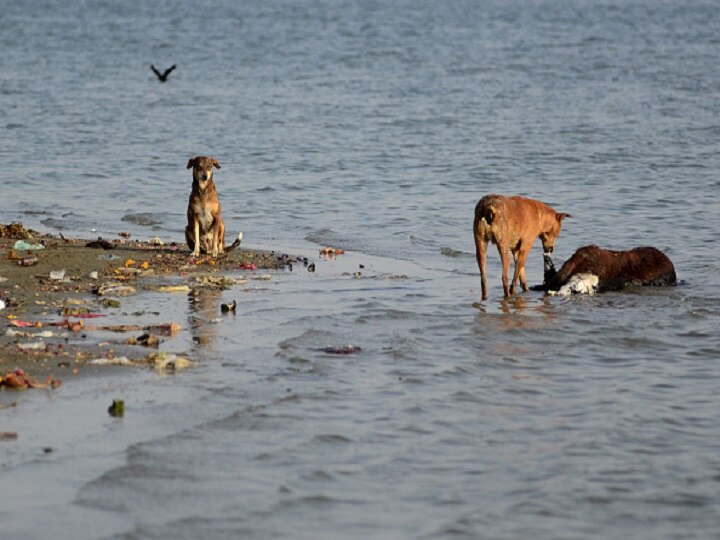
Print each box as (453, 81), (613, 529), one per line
(187, 157), (197, 169)
(212, 158), (221, 170)
(557, 212), (571, 222)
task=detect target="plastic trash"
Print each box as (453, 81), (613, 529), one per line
(49, 269), (66, 280)
(17, 341), (48, 351)
(13, 240), (44, 251)
(96, 284), (136, 296)
(17, 256), (39, 267)
(0, 299), (5, 311)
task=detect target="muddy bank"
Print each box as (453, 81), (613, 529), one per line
(0, 225), (299, 386)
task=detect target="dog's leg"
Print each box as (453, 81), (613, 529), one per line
(511, 249), (530, 293)
(210, 218), (219, 258)
(185, 225), (195, 253)
(497, 244), (511, 298)
(193, 220), (201, 257)
(218, 220), (225, 255)
(474, 219), (489, 300)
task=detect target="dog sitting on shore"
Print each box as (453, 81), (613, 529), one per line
(185, 156), (225, 258)
(474, 194), (571, 300)
(537, 245), (677, 295)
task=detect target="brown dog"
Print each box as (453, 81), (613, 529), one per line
(540, 245), (676, 295)
(185, 156), (225, 257)
(474, 194), (570, 300)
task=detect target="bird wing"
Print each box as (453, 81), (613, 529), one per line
(151, 65), (162, 79)
(163, 65), (177, 78)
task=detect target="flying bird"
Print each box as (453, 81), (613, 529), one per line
(151, 64), (176, 82)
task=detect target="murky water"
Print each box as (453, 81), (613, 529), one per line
(2, 1), (720, 538)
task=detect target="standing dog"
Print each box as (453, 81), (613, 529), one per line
(185, 156), (225, 257)
(539, 245), (676, 295)
(474, 194), (570, 300)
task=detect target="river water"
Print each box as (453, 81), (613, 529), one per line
(2, 1), (720, 538)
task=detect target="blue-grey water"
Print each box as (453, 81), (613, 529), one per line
(2, 1), (720, 538)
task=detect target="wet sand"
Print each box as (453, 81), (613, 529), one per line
(0, 225), (291, 386)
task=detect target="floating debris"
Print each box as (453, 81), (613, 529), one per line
(320, 345), (362, 355)
(108, 399), (124, 417)
(96, 284), (136, 297)
(127, 333), (161, 347)
(221, 300), (237, 313)
(153, 285), (191, 293)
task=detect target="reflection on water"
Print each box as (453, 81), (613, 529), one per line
(188, 288), (222, 347)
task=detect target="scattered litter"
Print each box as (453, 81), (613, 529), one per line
(72, 321), (181, 335)
(239, 262), (256, 271)
(49, 319), (84, 331)
(13, 240), (45, 251)
(108, 399), (125, 417)
(49, 269), (66, 280)
(320, 246), (345, 256)
(0, 276), (8, 282)
(0, 299), (5, 311)
(89, 356), (132, 366)
(221, 300), (237, 313)
(193, 275), (247, 289)
(17, 341), (48, 351)
(96, 284), (136, 297)
(6, 329), (53, 338)
(127, 333), (161, 347)
(154, 285), (191, 293)
(101, 298), (121, 308)
(148, 352), (192, 371)
(90, 352), (191, 371)
(10, 320), (43, 328)
(252, 274), (273, 281)
(17, 256), (39, 267)
(98, 253), (120, 260)
(149, 237), (164, 246)
(0, 432), (18, 441)
(119, 232), (131, 239)
(88, 271), (99, 280)
(147, 322), (181, 336)
(320, 345), (362, 355)
(0, 369), (61, 390)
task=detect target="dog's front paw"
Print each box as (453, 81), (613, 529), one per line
(192, 249), (201, 258)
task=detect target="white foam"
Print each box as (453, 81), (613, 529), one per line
(549, 273), (599, 296)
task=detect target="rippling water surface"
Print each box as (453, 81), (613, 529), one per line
(2, 1), (720, 538)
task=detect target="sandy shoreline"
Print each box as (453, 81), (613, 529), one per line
(0, 224), (294, 387)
